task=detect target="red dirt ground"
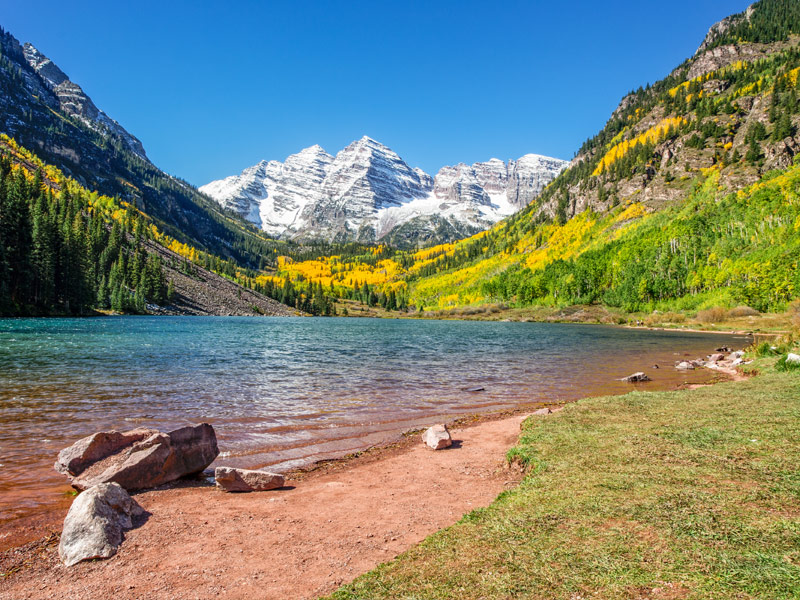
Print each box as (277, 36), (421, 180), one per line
(0, 414), (530, 600)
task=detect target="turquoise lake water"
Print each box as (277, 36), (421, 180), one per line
(0, 317), (748, 524)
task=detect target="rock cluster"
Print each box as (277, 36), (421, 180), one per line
(59, 482), (144, 567)
(55, 424), (219, 491)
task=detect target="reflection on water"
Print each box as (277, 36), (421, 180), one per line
(0, 316), (748, 524)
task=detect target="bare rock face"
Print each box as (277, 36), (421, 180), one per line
(22, 42), (148, 161)
(59, 482), (144, 567)
(214, 467), (285, 492)
(422, 424), (453, 450)
(55, 424), (219, 491)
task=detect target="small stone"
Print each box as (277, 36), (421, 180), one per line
(621, 372), (651, 382)
(675, 361), (695, 370)
(531, 407), (551, 416)
(708, 353), (725, 362)
(214, 467), (284, 492)
(59, 482), (144, 567)
(422, 424), (452, 450)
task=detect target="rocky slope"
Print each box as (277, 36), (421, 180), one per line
(200, 137), (566, 246)
(21, 43), (148, 161)
(530, 0), (800, 223)
(142, 239), (300, 317)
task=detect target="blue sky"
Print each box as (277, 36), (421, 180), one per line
(4, 1), (751, 185)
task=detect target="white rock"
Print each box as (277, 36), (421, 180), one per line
(422, 424), (452, 450)
(532, 407), (552, 416)
(676, 361), (695, 370)
(785, 353), (800, 365)
(59, 482), (144, 567)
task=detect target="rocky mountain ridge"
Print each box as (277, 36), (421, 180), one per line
(528, 1), (800, 225)
(21, 42), (148, 161)
(200, 137), (566, 246)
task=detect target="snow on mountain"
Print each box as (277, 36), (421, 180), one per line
(21, 42), (149, 161)
(200, 137), (566, 244)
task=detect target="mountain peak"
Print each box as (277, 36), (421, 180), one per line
(17, 40), (148, 161)
(201, 139), (566, 244)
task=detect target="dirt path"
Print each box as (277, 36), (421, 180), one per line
(0, 414), (528, 600)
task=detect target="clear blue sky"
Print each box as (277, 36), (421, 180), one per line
(4, 1), (751, 186)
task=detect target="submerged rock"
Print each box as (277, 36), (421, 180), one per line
(55, 424), (219, 491)
(215, 467), (285, 492)
(422, 424), (452, 450)
(621, 372), (651, 382)
(59, 482), (144, 567)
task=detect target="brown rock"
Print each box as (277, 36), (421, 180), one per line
(214, 467), (285, 492)
(422, 424), (452, 450)
(55, 424), (219, 491)
(54, 428), (157, 477)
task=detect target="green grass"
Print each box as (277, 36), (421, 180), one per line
(326, 369), (800, 599)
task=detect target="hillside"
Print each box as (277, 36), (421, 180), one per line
(0, 136), (297, 317)
(261, 0), (800, 318)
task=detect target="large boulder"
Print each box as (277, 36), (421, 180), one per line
(215, 467), (284, 492)
(422, 424), (452, 450)
(59, 482), (144, 567)
(55, 424), (219, 491)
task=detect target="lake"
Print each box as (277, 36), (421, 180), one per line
(0, 317), (748, 526)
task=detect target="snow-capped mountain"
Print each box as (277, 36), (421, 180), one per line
(201, 137), (566, 245)
(21, 42), (148, 161)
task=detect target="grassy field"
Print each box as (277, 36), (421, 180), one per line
(326, 358), (800, 599)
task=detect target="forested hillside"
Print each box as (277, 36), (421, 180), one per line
(0, 136), (296, 316)
(260, 0), (800, 317)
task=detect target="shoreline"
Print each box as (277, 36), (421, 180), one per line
(0, 356), (747, 581)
